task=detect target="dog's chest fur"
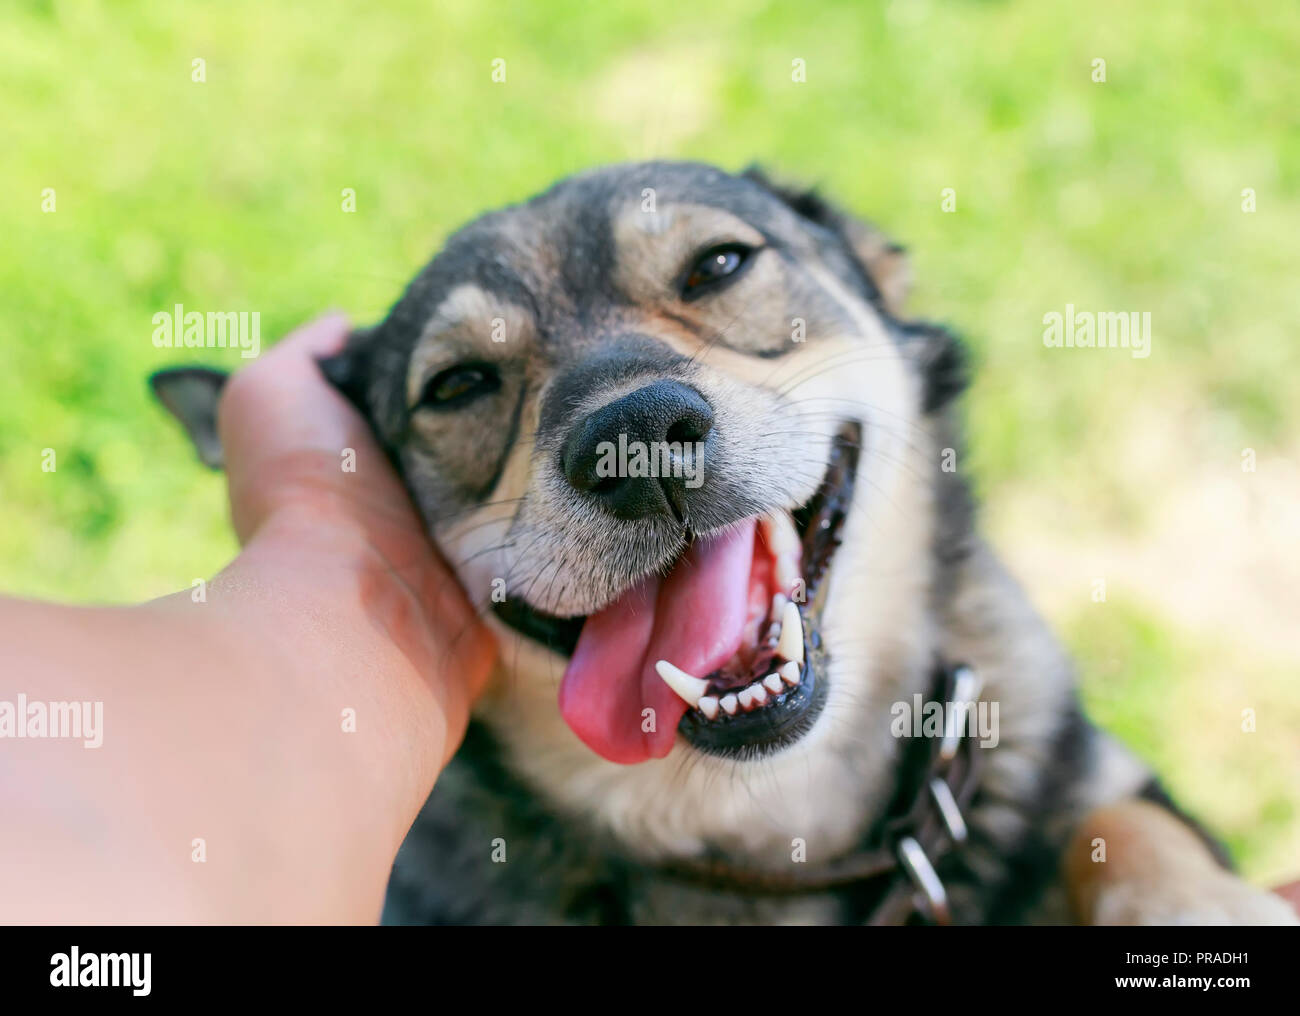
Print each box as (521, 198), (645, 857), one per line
(384, 723), (850, 924)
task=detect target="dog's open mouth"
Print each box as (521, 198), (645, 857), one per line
(493, 423), (860, 763)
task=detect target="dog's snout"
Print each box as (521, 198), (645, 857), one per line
(562, 380), (714, 521)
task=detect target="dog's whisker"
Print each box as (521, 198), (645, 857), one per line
(771, 348), (914, 398)
(424, 495), (529, 529)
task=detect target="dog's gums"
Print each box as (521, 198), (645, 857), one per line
(493, 423), (860, 762)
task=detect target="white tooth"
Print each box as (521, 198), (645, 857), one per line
(761, 511), (801, 557)
(766, 621), (781, 642)
(720, 693), (739, 716)
(776, 601), (804, 664)
(763, 673), (784, 694)
(748, 682), (769, 706)
(779, 661), (801, 686)
(654, 660), (709, 707)
(737, 687), (756, 710)
(771, 592), (788, 619)
(776, 557), (801, 598)
(698, 695), (719, 720)
(762, 513), (803, 597)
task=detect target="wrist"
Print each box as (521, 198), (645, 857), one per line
(212, 506), (455, 843)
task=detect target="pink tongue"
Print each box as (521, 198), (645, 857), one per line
(558, 518), (758, 764)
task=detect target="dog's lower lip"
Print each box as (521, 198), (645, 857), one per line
(491, 596), (584, 656)
(674, 609), (826, 755)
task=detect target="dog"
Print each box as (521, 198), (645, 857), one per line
(152, 161), (1295, 924)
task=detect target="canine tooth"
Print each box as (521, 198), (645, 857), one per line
(779, 661), (801, 686)
(761, 511), (801, 557)
(720, 693), (739, 716)
(776, 557), (801, 598)
(654, 660), (709, 707)
(748, 683), (769, 706)
(763, 673), (784, 694)
(776, 601), (804, 664)
(737, 687), (757, 710)
(698, 695), (719, 720)
(762, 513), (803, 596)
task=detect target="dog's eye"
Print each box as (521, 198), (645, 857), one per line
(681, 244), (752, 299)
(419, 363), (501, 409)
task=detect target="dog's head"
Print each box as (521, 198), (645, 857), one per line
(160, 161), (970, 860)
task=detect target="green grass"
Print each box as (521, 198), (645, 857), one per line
(2, 0), (1297, 879)
(1069, 600), (1299, 877)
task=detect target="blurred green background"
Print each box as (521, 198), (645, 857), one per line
(2, 0), (1297, 881)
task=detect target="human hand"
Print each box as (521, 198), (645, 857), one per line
(218, 312), (496, 775)
(0, 314), (495, 924)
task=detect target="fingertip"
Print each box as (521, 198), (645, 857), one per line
(278, 312), (353, 359)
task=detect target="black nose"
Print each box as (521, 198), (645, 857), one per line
(562, 380), (714, 521)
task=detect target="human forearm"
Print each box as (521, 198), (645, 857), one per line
(0, 520), (466, 923)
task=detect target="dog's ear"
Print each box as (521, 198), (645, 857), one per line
(319, 326), (411, 468)
(317, 325), (380, 420)
(150, 328), (384, 471)
(318, 347), (367, 414)
(745, 165), (966, 412)
(150, 367), (229, 469)
(743, 165), (911, 315)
